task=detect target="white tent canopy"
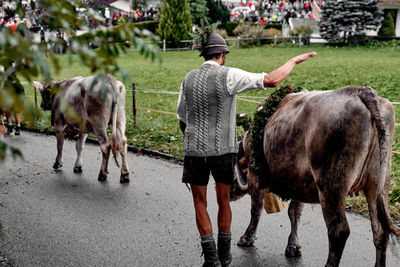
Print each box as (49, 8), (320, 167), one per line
(110, 0), (132, 13)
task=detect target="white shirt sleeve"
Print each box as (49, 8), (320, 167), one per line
(226, 67), (267, 95)
(176, 82), (186, 123)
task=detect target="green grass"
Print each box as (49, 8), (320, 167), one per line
(23, 45), (400, 218)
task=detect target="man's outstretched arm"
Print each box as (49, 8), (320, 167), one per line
(263, 52), (317, 88)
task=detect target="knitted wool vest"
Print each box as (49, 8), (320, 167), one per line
(182, 64), (238, 157)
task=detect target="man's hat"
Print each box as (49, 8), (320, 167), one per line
(199, 31), (230, 57)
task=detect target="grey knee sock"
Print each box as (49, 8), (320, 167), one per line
(201, 234), (214, 243)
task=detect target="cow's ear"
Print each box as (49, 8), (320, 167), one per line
(33, 81), (43, 91)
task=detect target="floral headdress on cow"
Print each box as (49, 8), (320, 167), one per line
(190, 21), (229, 57)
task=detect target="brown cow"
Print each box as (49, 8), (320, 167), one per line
(34, 74), (130, 183)
(231, 86), (400, 267)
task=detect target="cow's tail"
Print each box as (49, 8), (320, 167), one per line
(110, 81), (126, 168)
(111, 100), (120, 168)
(356, 86), (400, 237)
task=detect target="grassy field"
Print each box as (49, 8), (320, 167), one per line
(23, 45), (400, 220)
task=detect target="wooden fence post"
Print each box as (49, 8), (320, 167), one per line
(132, 83), (137, 127)
(163, 39), (166, 52)
(34, 86), (37, 108)
(274, 35), (277, 45)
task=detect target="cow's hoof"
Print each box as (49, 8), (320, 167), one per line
(53, 162), (63, 169)
(237, 237), (255, 247)
(285, 245), (302, 258)
(73, 165), (82, 173)
(120, 173), (130, 184)
(98, 172), (108, 181)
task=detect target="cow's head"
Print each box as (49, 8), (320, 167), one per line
(33, 78), (58, 111)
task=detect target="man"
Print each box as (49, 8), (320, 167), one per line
(177, 31), (316, 267)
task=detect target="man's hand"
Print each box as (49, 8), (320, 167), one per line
(292, 52), (317, 65)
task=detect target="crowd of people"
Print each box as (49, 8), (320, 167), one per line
(109, 4), (158, 25)
(230, 0), (324, 24)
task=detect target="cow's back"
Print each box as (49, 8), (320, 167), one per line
(263, 89), (378, 203)
(57, 75), (120, 134)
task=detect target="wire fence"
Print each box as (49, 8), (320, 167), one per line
(156, 35), (400, 52)
(23, 86), (400, 155)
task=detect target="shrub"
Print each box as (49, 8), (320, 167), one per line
(267, 28), (283, 38)
(225, 22), (282, 36)
(233, 24), (282, 47)
(366, 39), (400, 48)
(132, 21), (159, 33)
(289, 24), (312, 36)
(226, 22), (239, 36)
(378, 12), (395, 37)
(264, 23), (282, 31)
(215, 28), (228, 39)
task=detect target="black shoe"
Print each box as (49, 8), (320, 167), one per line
(5, 124), (13, 136)
(201, 240), (221, 267)
(218, 232), (232, 267)
(15, 126), (20, 136)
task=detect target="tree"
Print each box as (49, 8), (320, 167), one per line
(378, 12), (396, 37)
(0, 0), (158, 160)
(206, 0), (230, 29)
(157, 0), (192, 48)
(319, 0), (383, 42)
(189, 0), (209, 25)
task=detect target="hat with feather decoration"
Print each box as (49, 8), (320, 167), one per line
(190, 21), (229, 58)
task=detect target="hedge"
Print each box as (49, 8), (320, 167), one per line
(132, 21), (159, 33)
(225, 22), (282, 36)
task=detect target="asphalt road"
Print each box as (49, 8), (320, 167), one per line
(0, 131), (399, 267)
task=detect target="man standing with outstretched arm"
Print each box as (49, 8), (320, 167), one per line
(177, 30), (316, 267)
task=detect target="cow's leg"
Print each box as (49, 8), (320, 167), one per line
(73, 133), (87, 173)
(285, 200), (304, 257)
(94, 129), (110, 181)
(237, 169), (264, 247)
(119, 135), (130, 183)
(364, 186), (390, 267)
(319, 192), (350, 267)
(53, 129), (64, 169)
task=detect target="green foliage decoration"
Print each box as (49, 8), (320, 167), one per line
(189, 21), (220, 51)
(157, 0), (192, 48)
(378, 12), (396, 37)
(249, 85), (302, 197)
(236, 113), (252, 131)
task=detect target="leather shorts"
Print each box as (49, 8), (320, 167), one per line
(182, 153), (236, 186)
